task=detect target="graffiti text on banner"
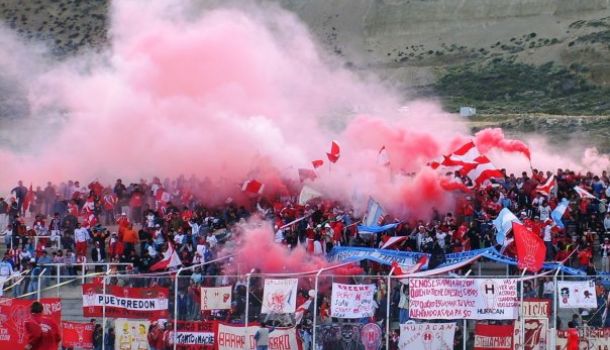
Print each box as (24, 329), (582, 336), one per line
(409, 279), (518, 320)
(176, 321), (214, 350)
(214, 323), (302, 350)
(399, 322), (456, 350)
(330, 283), (376, 319)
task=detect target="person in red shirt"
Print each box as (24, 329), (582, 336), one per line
(24, 301), (61, 350)
(566, 321), (579, 350)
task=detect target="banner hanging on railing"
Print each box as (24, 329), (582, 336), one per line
(82, 283), (170, 319)
(201, 286), (232, 311)
(214, 323), (301, 350)
(176, 321), (215, 350)
(398, 322), (456, 350)
(0, 297), (61, 349)
(114, 319), (150, 350)
(557, 280), (598, 309)
(261, 278), (298, 314)
(474, 323), (514, 350)
(330, 283), (376, 319)
(409, 279), (518, 320)
(61, 321), (94, 349)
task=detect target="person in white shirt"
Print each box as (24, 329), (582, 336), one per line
(604, 213), (610, 233)
(542, 278), (555, 299)
(174, 232), (185, 246)
(539, 201), (552, 221)
(2, 225), (12, 248)
(205, 231), (218, 249)
(74, 223), (90, 257)
(602, 238), (610, 272)
(543, 221), (554, 260)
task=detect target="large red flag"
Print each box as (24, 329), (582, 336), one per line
(326, 140), (340, 163)
(512, 222), (546, 272)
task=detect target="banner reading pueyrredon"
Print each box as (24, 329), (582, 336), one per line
(409, 279), (518, 320)
(82, 283), (169, 319)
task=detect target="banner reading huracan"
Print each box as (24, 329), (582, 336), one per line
(409, 279), (518, 320)
(82, 283), (169, 319)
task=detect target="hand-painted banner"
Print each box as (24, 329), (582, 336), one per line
(0, 298), (62, 349)
(398, 322), (456, 350)
(114, 319), (150, 350)
(557, 328), (610, 349)
(514, 319), (548, 350)
(330, 283), (376, 319)
(474, 323), (514, 350)
(62, 321), (94, 349)
(176, 321), (214, 350)
(557, 280), (598, 309)
(409, 279), (518, 320)
(261, 279), (298, 314)
(522, 298), (550, 319)
(214, 323), (301, 350)
(82, 283), (169, 319)
(201, 286), (232, 311)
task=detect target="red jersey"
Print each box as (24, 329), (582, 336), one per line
(25, 314), (61, 350)
(566, 328), (579, 350)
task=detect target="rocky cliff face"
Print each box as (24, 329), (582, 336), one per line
(279, 0), (610, 86)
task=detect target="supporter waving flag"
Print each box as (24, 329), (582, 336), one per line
(512, 222), (545, 272)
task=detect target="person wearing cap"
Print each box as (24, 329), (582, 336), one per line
(24, 301), (61, 350)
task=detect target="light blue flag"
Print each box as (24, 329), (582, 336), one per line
(492, 208), (520, 244)
(551, 198), (570, 229)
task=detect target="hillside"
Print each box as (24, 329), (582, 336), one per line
(1, 0), (610, 148)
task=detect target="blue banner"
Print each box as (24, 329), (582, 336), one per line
(357, 223), (398, 234)
(329, 246), (585, 275)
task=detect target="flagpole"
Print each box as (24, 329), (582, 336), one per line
(385, 267), (395, 350)
(519, 268), (528, 350)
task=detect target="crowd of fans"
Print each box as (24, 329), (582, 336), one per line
(1, 168), (610, 349)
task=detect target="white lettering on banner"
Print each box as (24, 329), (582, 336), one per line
(83, 293), (168, 311)
(409, 279), (518, 320)
(330, 283), (376, 319)
(175, 331), (214, 345)
(557, 280), (598, 309)
(399, 323), (456, 350)
(474, 336), (512, 348)
(216, 323), (300, 350)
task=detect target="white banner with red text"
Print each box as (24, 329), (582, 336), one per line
(409, 278), (518, 320)
(330, 283), (376, 319)
(399, 322), (456, 350)
(214, 323), (301, 350)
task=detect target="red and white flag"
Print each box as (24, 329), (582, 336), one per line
(150, 243), (183, 271)
(377, 145), (390, 167)
(295, 298), (312, 324)
(574, 185), (596, 199)
(312, 159), (324, 169)
(460, 155), (504, 186)
(241, 179), (264, 195)
(326, 140), (341, 163)
(536, 175), (556, 197)
(512, 222), (546, 272)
